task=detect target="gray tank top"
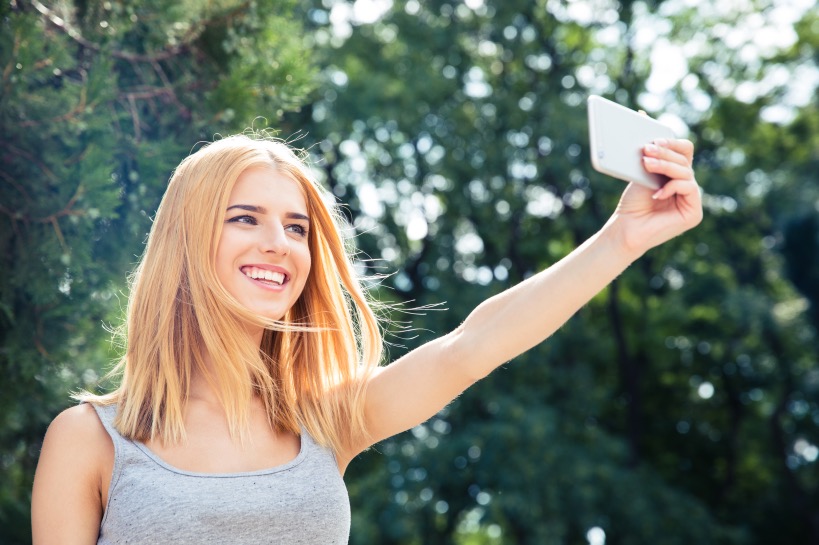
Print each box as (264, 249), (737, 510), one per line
(92, 403), (351, 544)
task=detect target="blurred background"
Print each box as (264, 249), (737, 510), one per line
(1, 0), (818, 543)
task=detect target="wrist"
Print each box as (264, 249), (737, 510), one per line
(597, 214), (648, 264)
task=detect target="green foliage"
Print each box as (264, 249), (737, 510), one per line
(0, 0), (316, 541)
(3, 0), (818, 543)
(283, 0), (819, 543)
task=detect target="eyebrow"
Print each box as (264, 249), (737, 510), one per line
(226, 204), (310, 222)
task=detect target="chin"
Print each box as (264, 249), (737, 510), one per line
(254, 306), (289, 322)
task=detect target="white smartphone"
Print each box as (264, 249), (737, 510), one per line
(587, 95), (676, 190)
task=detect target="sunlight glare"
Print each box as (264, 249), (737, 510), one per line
(587, 526), (606, 545)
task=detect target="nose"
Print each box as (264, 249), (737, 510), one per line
(261, 222), (291, 256)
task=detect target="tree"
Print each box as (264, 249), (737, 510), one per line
(0, 1), (316, 541)
(283, 0), (819, 542)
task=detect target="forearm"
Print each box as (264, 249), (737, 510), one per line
(452, 220), (639, 379)
(357, 140), (700, 451)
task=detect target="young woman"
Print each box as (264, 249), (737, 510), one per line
(31, 133), (702, 544)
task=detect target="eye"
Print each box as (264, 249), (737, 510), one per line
(286, 224), (309, 237)
(227, 214), (257, 225)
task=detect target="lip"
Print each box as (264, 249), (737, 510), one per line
(240, 264), (291, 289)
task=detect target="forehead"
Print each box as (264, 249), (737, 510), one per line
(228, 166), (307, 210)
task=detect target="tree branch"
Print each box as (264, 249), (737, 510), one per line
(31, 0), (254, 64)
(0, 169), (34, 204)
(4, 144), (59, 183)
(31, 0), (197, 63)
(19, 85), (87, 128)
(2, 27), (21, 95)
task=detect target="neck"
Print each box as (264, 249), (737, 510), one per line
(190, 325), (266, 405)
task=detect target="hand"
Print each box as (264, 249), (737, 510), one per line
(607, 138), (703, 257)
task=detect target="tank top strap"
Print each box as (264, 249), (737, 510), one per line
(89, 403), (146, 500)
(297, 425), (337, 465)
(89, 403), (118, 437)
(91, 403), (146, 456)
(89, 403), (130, 448)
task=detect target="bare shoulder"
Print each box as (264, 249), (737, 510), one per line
(32, 403), (113, 545)
(38, 403), (114, 489)
(45, 403), (112, 456)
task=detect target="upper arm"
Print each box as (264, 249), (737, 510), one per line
(340, 327), (480, 464)
(32, 404), (113, 545)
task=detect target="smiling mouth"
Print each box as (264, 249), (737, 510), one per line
(241, 266), (287, 286)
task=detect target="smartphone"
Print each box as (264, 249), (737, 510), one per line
(587, 95), (676, 190)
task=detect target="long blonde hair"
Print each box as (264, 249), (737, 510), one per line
(81, 133), (383, 453)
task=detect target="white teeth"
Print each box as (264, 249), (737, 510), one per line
(243, 267), (285, 285)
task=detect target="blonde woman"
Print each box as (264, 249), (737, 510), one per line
(31, 134), (702, 544)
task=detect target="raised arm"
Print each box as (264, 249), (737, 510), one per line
(337, 139), (702, 466)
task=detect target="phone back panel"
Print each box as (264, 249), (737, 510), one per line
(587, 95), (676, 189)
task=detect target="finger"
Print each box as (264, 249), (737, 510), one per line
(643, 143), (689, 167)
(653, 179), (704, 226)
(652, 138), (694, 163)
(642, 155), (695, 180)
(653, 178), (700, 199)
(653, 181), (704, 226)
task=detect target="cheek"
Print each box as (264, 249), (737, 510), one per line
(299, 250), (312, 284)
(293, 247), (312, 293)
(214, 235), (238, 281)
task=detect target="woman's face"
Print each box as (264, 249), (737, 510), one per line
(215, 166), (312, 322)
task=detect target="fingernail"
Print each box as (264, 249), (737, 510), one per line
(652, 189), (663, 200)
(644, 157), (658, 166)
(645, 144), (659, 154)
(653, 138), (668, 146)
